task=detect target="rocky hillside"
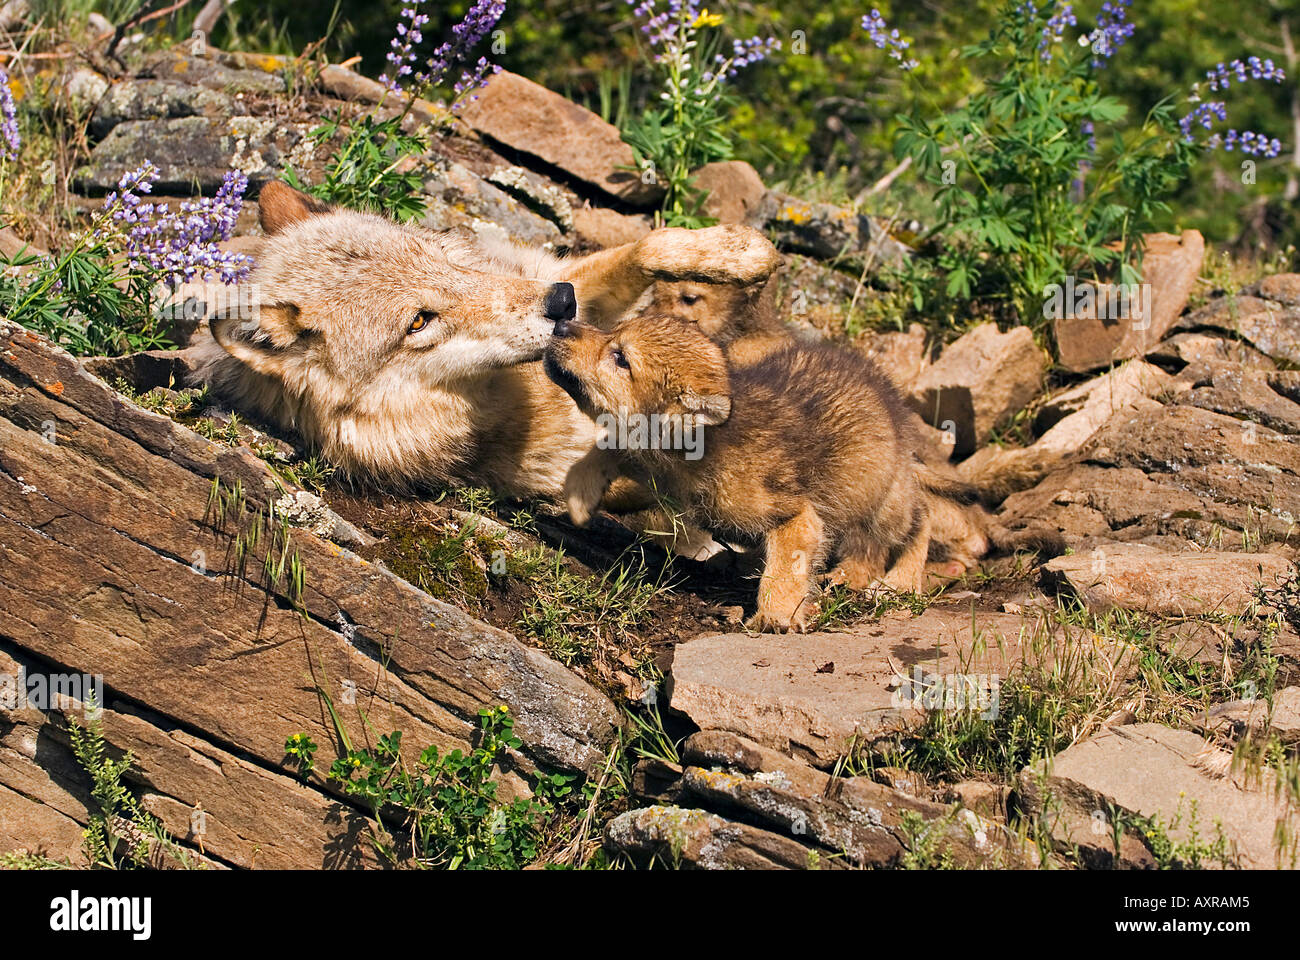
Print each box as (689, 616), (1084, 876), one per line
(2, 42), (1299, 870)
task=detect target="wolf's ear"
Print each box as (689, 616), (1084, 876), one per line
(680, 388), (732, 426)
(210, 304), (306, 376)
(258, 181), (334, 235)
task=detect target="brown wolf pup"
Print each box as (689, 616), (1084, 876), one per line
(643, 278), (1063, 579)
(192, 182), (780, 497)
(544, 313), (939, 632)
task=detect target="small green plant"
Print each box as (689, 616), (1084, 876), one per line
(68, 695), (198, 869)
(284, 112), (431, 223)
(284, 732), (318, 778)
(886, 2), (1277, 333)
(1, 162), (251, 356)
(625, 702), (681, 765)
(810, 583), (932, 631)
(324, 706), (573, 869)
(1120, 798), (1237, 869)
(898, 809), (959, 869)
(517, 548), (666, 666)
(280, 0), (506, 221)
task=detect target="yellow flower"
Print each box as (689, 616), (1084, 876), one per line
(693, 9), (724, 28)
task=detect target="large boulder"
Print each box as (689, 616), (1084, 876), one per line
(1043, 543), (1295, 617)
(1001, 400), (1300, 548)
(1053, 230), (1204, 373)
(909, 323), (1047, 458)
(666, 605), (1129, 766)
(459, 71), (663, 207)
(690, 160), (766, 225)
(1020, 723), (1298, 868)
(1176, 295), (1300, 367)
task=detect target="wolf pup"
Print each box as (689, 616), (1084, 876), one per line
(545, 313), (939, 632)
(645, 278), (1064, 579)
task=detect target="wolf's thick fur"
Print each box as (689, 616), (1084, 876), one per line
(194, 182), (780, 496)
(545, 314), (940, 632)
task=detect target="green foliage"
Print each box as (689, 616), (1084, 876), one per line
(894, 1), (1195, 327)
(284, 111), (430, 222)
(516, 548), (665, 666)
(325, 706), (574, 869)
(1120, 799), (1237, 869)
(898, 809), (959, 869)
(68, 697), (198, 869)
(0, 235), (172, 356)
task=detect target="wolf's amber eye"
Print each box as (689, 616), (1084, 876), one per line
(409, 311), (437, 334)
(612, 348), (631, 370)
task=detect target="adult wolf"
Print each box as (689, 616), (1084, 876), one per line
(194, 181), (780, 497)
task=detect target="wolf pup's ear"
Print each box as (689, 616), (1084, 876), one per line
(210, 303), (306, 376)
(680, 388), (732, 426)
(258, 181), (335, 235)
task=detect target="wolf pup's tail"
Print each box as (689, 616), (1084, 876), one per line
(913, 459), (982, 506)
(914, 457), (1065, 560)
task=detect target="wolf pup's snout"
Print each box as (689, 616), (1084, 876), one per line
(544, 282), (577, 330)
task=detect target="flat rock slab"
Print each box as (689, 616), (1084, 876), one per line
(1043, 544), (1294, 617)
(1021, 723), (1299, 868)
(603, 804), (832, 870)
(1177, 295), (1300, 366)
(1001, 401), (1300, 547)
(0, 321), (619, 866)
(667, 605), (1118, 766)
(678, 730), (1032, 867)
(1203, 686), (1300, 745)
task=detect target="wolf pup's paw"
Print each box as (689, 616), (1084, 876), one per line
(746, 600), (815, 634)
(637, 225), (780, 285)
(563, 448), (619, 527)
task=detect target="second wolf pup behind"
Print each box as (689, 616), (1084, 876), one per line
(545, 313), (942, 632)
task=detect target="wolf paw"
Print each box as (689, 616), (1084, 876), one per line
(637, 225), (780, 285)
(746, 601), (815, 634)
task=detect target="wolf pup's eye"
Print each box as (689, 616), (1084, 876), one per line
(409, 310), (437, 334)
(612, 348), (631, 370)
(680, 293), (701, 306)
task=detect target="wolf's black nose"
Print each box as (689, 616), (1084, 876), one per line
(544, 282), (576, 324)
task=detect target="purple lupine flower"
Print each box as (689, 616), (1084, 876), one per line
(862, 9), (918, 71)
(0, 65), (19, 160)
(381, 6), (432, 93)
(1039, 2), (1076, 61)
(1205, 56), (1285, 92)
(1178, 100), (1228, 141)
(1179, 57), (1285, 158)
(716, 35), (782, 79)
(104, 163), (253, 288)
(381, 0), (506, 100)
(629, 0), (703, 50)
(1085, 0), (1134, 66)
(1206, 129), (1283, 158)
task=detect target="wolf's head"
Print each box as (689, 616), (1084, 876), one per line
(210, 183), (574, 411)
(543, 313), (732, 432)
(644, 278), (778, 346)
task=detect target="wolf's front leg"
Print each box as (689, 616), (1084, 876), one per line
(747, 505), (825, 634)
(560, 225), (780, 329)
(563, 445), (623, 527)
